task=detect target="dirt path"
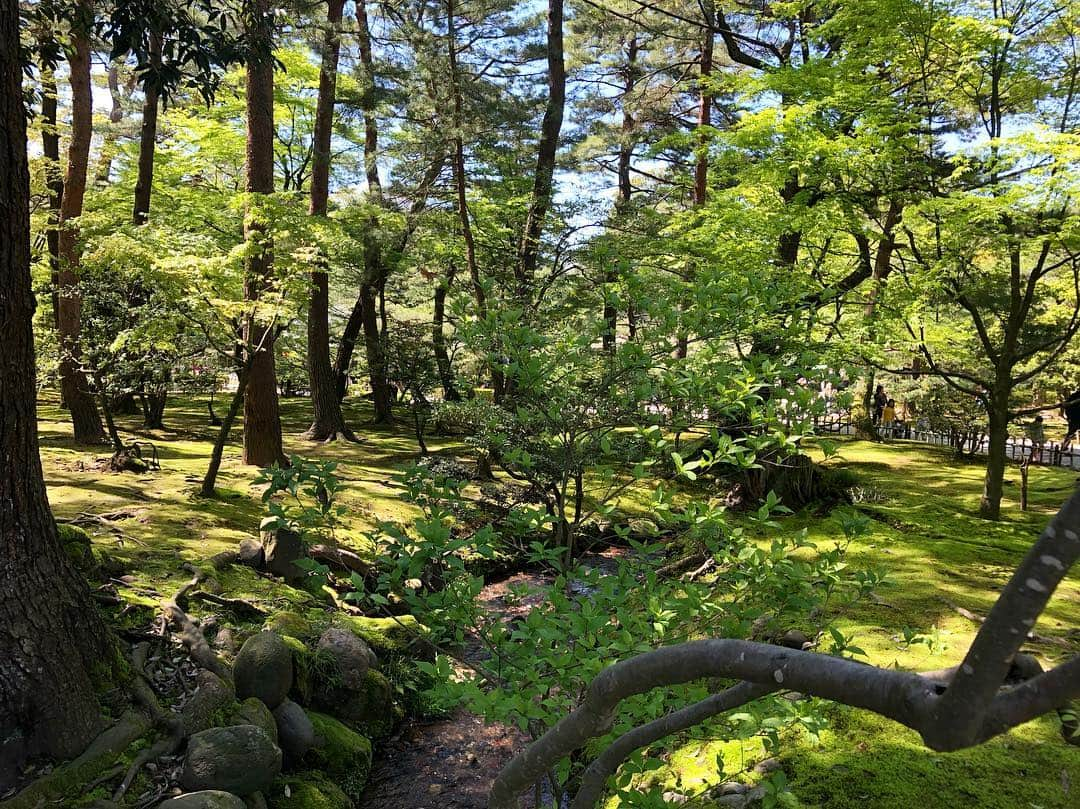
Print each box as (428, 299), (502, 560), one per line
(357, 549), (628, 807)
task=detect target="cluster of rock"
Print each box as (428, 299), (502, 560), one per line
(157, 612), (410, 809)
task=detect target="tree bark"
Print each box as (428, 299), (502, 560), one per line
(980, 395), (1010, 520)
(241, 0), (285, 467)
(39, 61), (63, 332)
(57, 1), (106, 443)
(132, 33), (161, 226)
(433, 264), (460, 401)
(94, 62), (124, 186)
(304, 0), (356, 442)
(606, 36), (638, 353)
(1, 3), (117, 785)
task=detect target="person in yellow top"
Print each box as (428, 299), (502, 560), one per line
(881, 399), (897, 437)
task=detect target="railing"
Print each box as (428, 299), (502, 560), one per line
(811, 412), (1080, 471)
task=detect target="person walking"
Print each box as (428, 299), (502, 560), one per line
(873, 384), (888, 426)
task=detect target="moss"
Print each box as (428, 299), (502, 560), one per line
(304, 711), (373, 802)
(345, 669), (401, 740)
(334, 614), (428, 659)
(268, 773), (354, 809)
(229, 697), (277, 743)
(57, 523), (95, 571)
(265, 611), (315, 640)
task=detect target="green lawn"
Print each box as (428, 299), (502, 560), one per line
(37, 398), (1080, 808)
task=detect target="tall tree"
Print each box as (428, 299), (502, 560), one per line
(303, 0), (358, 441)
(241, 0), (285, 466)
(56, 0), (106, 443)
(0, 0), (117, 785)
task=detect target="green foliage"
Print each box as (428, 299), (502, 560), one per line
(255, 454), (345, 543)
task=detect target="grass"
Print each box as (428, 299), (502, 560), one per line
(36, 397), (1080, 807)
(634, 439), (1080, 808)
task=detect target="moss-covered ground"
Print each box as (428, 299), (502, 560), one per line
(37, 396), (1080, 808)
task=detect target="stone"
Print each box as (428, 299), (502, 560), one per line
(230, 698), (278, 745)
(158, 792), (247, 809)
(263, 528), (304, 582)
(779, 629), (810, 650)
(244, 793), (268, 809)
(305, 711), (373, 802)
(264, 612), (314, 640)
(314, 668), (398, 740)
(716, 786), (766, 809)
(334, 614), (429, 661)
(270, 775), (353, 809)
(237, 538), (265, 569)
(1008, 652), (1043, 682)
(57, 524), (95, 572)
(316, 627), (372, 689)
(753, 757), (782, 774)
(272, 699), (315, 763)
(180, 725), (281, 796)
(234, 631), (293, 709)
(662, 792), (688, 804)
(181, 671), (236, 736)
(715, 782), (749, 796)
(213, 627), (238, 655)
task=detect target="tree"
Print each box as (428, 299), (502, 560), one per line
(241, 0), (285, 467)
(0, 0), (118, 785)
(303, 0), (358, 442)
(56, 0), (106, 443)
(489, 489), (1080, 808)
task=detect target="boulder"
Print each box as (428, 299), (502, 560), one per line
(180, 725), (281, 796)
(237, 538), (265, 569)
(333, 614), (429, 661)
(264, 612), (314, 640)
(316, 627), (372, 689)
(778, 629), (810, 650)
(314, 668), (398, 740)
(158, 792), (247, 809)
(229, 698), (278, 745)
(272, 699), (314, 763)
(304, 710), (373, 801)
(270, 775), (353, 809)
(244, 794), (268, 809)
(58, 524), (96, 573)
(234, 632), (293, 709)
(263, 528), (304, 582)
(181, 671), (236, 736)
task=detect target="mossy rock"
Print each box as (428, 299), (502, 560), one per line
(229, 698), (278, 745)
(333, 614), (431, 660)
(315, 669), (400, 740)
(58, 524), (95, 572)
(264, 612), (314, 640)
(267, 774), (353, 809)
(303, 711), (372, 802)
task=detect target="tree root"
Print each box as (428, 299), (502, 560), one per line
(162, 569), (231, 682)
(190, 590), (267, 619)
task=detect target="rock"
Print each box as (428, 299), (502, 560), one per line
(314, 668), (399, 740)
(237, 538), (265, 569)
(244, 793), (268, 809)
(272, 699), (315, 763)
(270, 775), (354, 809)
(662, 792), (688, 804)
(263, 528), (304, 582)
(264, 612), (314, 640)
(714, 782), (749, 796)
(1008, 652), (1043, 682)
(753, 757), (782, 774)
(779, 629), (810, 650)
(158, 792), (247, 809)
(214, 627), (239, 655)
(304, 710), (373, 801)
(333, 614), (429, 661)
(316, 627), (372, 689)
(234, 631), (293, 709)
(180, 725), (281, 796)
(716, 786), (766, 809)
(230, 698), (278, 745)
(181, 671), (236, 736)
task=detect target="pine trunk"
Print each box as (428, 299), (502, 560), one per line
(57, 4), (105, 443)
(1, 6), (116, 784)
(304, 0), (355, 441)
(132, 34), (161, 226)
(242, 0), (285, 467)
(980, 398), (1010, 520)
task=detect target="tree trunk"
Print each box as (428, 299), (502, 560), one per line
(132, 33), (161, 225)
(980, 397), (1010, 520)
(433, 265), (460, 401)
(39, 60), (63, 332)
(605, 36), (637, 354)
(361, 282), (394, 422)
(57, 3), (105, 443)
(242, 0), (285, 467)
(1, 6), (117, 786)
(334, 295), (364, 402)
(304, 0), (356, 442)
(94, 62), (124, 185)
